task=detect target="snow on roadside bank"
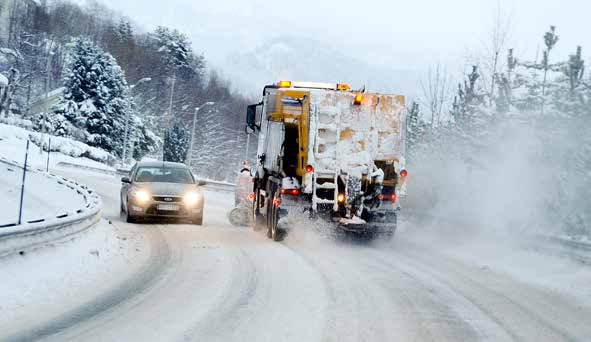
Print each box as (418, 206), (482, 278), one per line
(0, 162), (85, 225)
(0, 123), (115, 171)
(0, 220), (152, 340)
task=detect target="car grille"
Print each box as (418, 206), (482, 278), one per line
(152, 196), (183, 202)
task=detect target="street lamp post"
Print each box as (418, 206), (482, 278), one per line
(187, 102), (215, 167)
(123, 77), (151, 164)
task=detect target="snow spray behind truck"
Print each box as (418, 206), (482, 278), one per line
(245, 81), (408, 241)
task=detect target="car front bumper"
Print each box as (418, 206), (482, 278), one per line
(129, 200), (203, 220)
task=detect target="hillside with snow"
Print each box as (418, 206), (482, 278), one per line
(221, 36), (420, 96)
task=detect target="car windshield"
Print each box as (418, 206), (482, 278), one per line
(134, 167), (194, 184)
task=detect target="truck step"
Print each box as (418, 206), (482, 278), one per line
(317, 123), (337, 130)
(315, 182), (336, 189)
(313, 197), (336, 205)
(315, 169), (337, 175)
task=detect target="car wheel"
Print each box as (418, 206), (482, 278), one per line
(125, 202), (137, 223)
(193, 215), (203, 225)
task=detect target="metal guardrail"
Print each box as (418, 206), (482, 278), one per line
(201, 180), (235, 193)
(0, 157), (102, 257)
(56, 161), (119, 176)
(532, 235), (591, 264)
(57, 161), (236, 193)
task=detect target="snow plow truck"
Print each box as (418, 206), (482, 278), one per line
(245, 81), (407, 241)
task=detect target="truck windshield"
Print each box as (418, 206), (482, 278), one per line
(134, 167), (194, 184)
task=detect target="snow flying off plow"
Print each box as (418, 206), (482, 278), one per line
(245, 81), (407, 240)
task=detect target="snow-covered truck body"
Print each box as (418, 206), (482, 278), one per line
(246, 81), (407, 240)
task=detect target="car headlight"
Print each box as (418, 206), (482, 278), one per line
(184, 192), (200, 206)
(133, 190), (151, 203)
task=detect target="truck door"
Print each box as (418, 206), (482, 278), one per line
(263, 121), (285, 173)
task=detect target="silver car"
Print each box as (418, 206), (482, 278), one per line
(120, 161), (206, 225)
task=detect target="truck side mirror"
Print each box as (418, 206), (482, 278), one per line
(246, 105), (256, 128)
(121, 176), (131, 184)
(246, 104), (258, 133)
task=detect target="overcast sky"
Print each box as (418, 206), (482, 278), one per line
(96, 0), (590, 72)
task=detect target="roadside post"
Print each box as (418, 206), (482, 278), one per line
(46, 137), (51, 172)
(18, 140), (30, 225)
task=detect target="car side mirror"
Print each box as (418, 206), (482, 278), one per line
(197, 180), (207, 186)
(121, 176), (131, 184)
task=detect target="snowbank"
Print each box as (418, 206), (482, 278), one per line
(0, 162), (84, 226)
(0, 123), (116, 171)
(0, 114), (34, 130)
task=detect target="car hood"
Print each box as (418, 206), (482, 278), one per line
(133, 182), (200, 197)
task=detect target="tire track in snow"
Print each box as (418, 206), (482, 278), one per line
(7, 224), (172, 342)
(369, 244), (586, 341)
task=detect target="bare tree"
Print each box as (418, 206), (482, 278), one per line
(484, 1), (513, 102)
(420, 63), (451, 128)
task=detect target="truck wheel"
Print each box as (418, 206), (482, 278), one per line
(266, 195), (273, 238)
(270, 193), (282, 241)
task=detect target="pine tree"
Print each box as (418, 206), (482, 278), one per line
(406, 101), (426, 158)
(132, 115), (161, 160)
(152, 26), (193, 72)
(163, 120), (189, 163)
(53, 38), (130, 156)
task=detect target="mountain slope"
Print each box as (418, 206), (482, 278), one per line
(221, 36), (419, 97)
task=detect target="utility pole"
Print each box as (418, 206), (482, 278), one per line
(163, 72), (176, 161)
(167, 72), (176, 130)
(40, 42), (53, 154)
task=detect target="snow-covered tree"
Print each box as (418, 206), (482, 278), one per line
(32, 112), (70, 136)
(151, 26), (194, 72)
(53, 38), (129, 156)
(163, 120), (189, 163)
(406, 101), (427, 159)
(131, 115), (161, 160)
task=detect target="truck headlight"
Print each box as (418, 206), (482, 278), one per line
(184, 192), (200, 206)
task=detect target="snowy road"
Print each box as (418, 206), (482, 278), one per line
(5, 170), (591, 342)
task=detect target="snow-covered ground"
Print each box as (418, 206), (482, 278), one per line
(1, 166), (590, 341)
(0, 162), (84, 225)
(0, 218), (152, 339)
(1, 124), (590, 341)
(0, 123), (115, 171)
(0, 123), (115, 226)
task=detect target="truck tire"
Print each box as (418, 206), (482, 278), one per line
(266, 194), (273, 238)
(270, 193), (281, 241)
